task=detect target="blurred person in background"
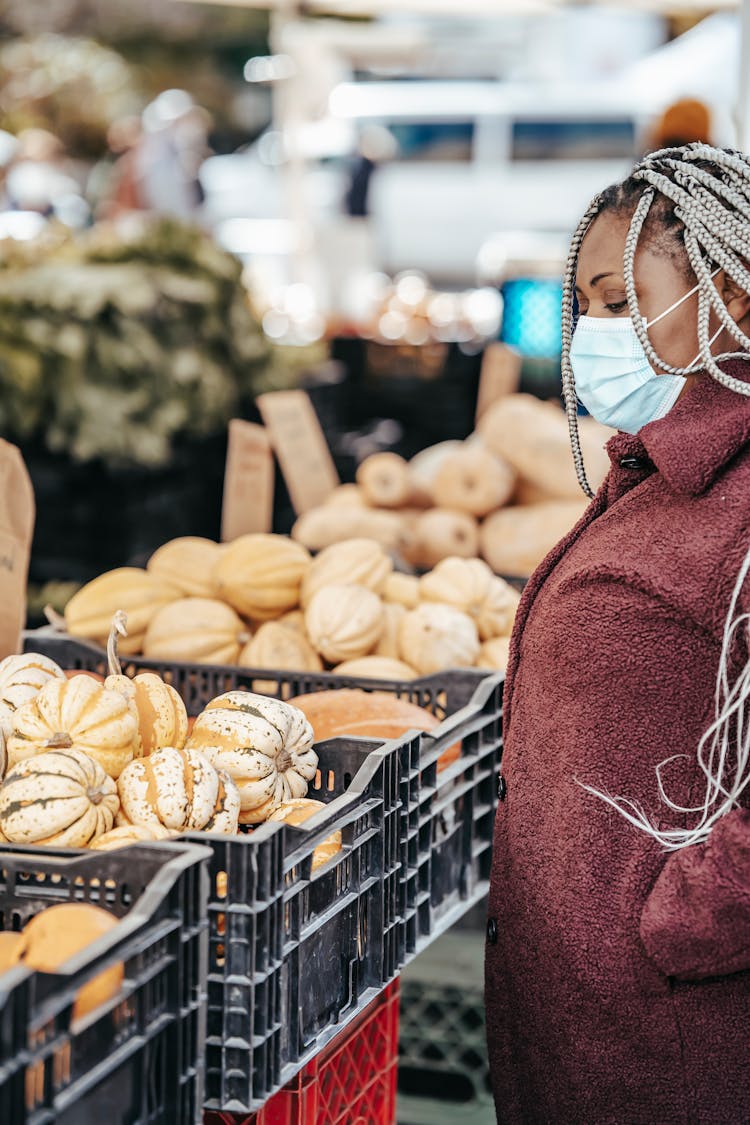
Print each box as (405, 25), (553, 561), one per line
(646, 96), (713, 152)
(485, 143), (750, 1123)
(89, 115), (143, 219)
(345, 123), (397, 218)
(0, 129), (19, 210)
(134, 89), (211, 220)
(4, 127), (87, 223)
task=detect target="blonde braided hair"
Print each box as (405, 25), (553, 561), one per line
(561, 143), (750, 499)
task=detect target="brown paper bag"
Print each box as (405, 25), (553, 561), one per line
(0, 440), (35, 659)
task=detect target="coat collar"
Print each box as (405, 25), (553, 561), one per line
(604, 358), (750, 496)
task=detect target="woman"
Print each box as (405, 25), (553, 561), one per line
(485, 144), (750, 1124)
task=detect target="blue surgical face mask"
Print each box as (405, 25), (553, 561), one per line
(569, 273), (721, 434)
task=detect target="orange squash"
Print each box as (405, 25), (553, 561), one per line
(288, 688), (460, 771)
(0, 931), (23, 974)
(267, 798), (342, 871)
(16, 902), (124, 1021)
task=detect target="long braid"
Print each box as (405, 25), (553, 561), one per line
(564, 144), (750, 497)
(561, 196), (602, 498)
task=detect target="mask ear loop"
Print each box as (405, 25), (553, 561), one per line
(642, 266), (722, 330)
(642, 266), (723, 374)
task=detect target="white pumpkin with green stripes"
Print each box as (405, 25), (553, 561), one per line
(117, 744), (240, 834)
(0, 652), (66, 744)
(0, 748), (118, 846)
(186, 691), (318, 824)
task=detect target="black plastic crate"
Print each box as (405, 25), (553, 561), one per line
(194, 732), (412, 1115)
(23, 631), (504, 951)
(21, 632), (505, 1106)
(0, 841), (210, 1125)
(398, 672), (503, 956)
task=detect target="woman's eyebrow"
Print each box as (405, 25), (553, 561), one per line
(574, 271), (619, 293)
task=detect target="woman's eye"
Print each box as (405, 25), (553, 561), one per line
(605, 300), (628, 313)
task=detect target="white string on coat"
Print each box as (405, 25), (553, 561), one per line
(579, 539), (750, 849)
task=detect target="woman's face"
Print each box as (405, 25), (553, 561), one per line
(574, 210), (742, 378)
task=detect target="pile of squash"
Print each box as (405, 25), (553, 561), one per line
(61, 535), (521, 678)
(0, 624), (465, 873)
(0, 635), (324, 852)
(292, 393), (612, 577)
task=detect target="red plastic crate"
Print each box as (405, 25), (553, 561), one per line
(205, 979), (399, 1125)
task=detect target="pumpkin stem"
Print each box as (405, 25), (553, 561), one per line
(276, 749), (293, 772)
(46, 733), (73, 749)
(88, 787), (104, 806)
(107, 610), (129, 677)
(43, 604), (67, 631)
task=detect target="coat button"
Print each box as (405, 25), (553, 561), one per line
(487, 917), (498, 944)
(619, 455), (650, 470)
(497, 774), (507, 801)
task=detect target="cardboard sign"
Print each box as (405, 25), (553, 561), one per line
(256, 390), (339, 514)
(0, 440), (35, 659)
(475, 343), (522, 422)
(221, 419), (274, 541)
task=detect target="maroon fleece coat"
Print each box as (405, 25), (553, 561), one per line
(485, 359), (750, 1124)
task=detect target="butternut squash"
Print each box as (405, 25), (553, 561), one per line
(356, 452), (414, 508)
(480, 500), (588, 577)
(404, 508), (479, 570)
(477, 394), (610, 500)
(291, 506), (407, 553)
(430, 444), (516, 517)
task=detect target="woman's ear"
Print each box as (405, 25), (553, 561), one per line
(719, 269), (750, 326)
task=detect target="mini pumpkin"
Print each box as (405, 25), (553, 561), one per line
(477, 636), (511, 670)
(419, 557), (520, 640)
(239, 622), (323, 688)
(382, 572), (420, 610)
(104, 612), (189, 755)
(212, 533), (311, 620)
(332, 656), (417, 681)
(64, 567), (180, 653)
(89, 823), (175, 850)
(142, 597), (251, 665)
(374, 602), (407, 660)
(267, 798), (342, 871)
(300, 538), (392, 608)
(146, 536), (227, 597)
(304, 584), (384, 665)
(186, 692), (318, 824)
(0, 653), (66, 738)
(6, 675), (140, 779)
(0, 749), (119, 847)
(118, 745), (241, 834)
(398, 603), (480, 675)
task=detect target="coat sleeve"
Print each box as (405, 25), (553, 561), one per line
(640, 808), (750, 980)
